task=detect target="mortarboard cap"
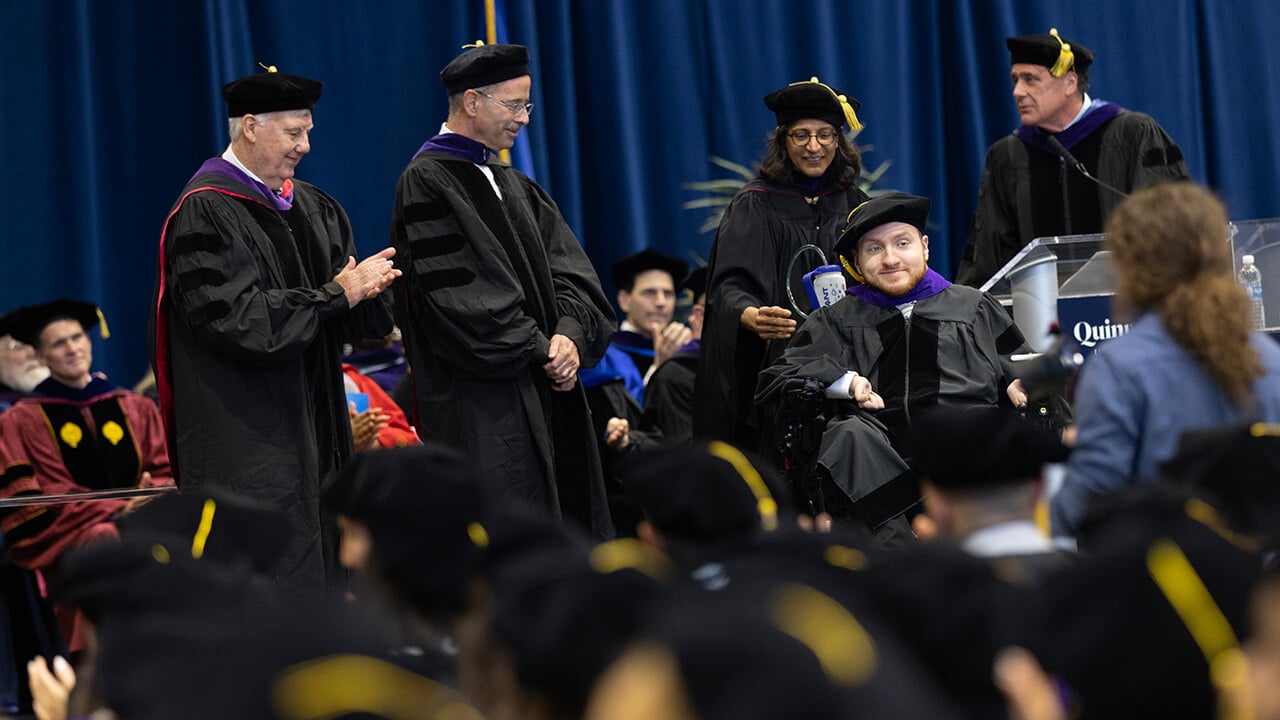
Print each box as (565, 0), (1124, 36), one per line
(910, 406), (1068, 490)
(115, 487), (292, 576)
(764, 77), (863, 132)
(1021, 522), (1259, 720)
(221, 65), (322, 118)
(323, 444), (490, 613)
(440, 41), (530, 95)
(597, 573), (962, 720)
(1159, 422), (1280, 538)
(612, 248), (689, 291)
(0, 307), (22, 339)
(1006, 29), (1094, 79)
(489, 539), (671, 717)
(6, 298), (107, 348)
(681, 266), (708, 299)
(834, 192), (931, 260)
(620, 441), (781, 543)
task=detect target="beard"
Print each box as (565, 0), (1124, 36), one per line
(0, 361), (49, 393)
(862, 264), (927, 297)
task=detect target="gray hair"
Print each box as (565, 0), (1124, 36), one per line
(447, 82), (499, 115)
(228, 108), (312, 142)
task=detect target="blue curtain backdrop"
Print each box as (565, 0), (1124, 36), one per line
(2, 0), (1277, 383)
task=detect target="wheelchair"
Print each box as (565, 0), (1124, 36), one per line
(773, 377), (1073, 526)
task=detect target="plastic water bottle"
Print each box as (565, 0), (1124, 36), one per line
(1239, 254), (1265, 329)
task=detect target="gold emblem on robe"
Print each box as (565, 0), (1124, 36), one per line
(102, 421), (124, 446)
(59, 422), (84, 449)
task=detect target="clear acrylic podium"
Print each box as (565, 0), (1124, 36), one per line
(979, 217), (1280, 354)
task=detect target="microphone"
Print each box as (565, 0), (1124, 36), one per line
(1045, 134), (1130, 200)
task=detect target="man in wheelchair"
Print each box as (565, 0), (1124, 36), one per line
(757, 193), (1029, 545)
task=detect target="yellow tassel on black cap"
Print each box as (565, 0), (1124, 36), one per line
(770, 583), (877, 686)
(258, 61), (279, 73)
(1048, 28), (1075, 78)
(789, 77), (864, 133)
(1145, 537), (1245, 719)
(708, 441), (778, 531)
(95, 307), (110, 339)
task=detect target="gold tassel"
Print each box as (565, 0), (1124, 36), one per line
(95, 307), (110, 339)
(258, 61), (279, 73)
(789, 77), (864, 133)
(1048, 28), (1075, 78)
(709, 441), (779, 532)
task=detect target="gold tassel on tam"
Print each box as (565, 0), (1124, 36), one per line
(1048, 28), (1075, 78)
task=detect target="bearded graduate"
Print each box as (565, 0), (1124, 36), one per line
(756, 193), (1028, 546)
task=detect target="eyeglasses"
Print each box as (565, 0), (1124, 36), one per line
(476, 90), (534, 116)
(786, 128), (839, 146)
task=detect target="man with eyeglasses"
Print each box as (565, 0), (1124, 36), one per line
(694, 77), (870, 454)
(388, 42), (616, 540)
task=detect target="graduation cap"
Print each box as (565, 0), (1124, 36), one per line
(1021, 522), (1260, 720)
(620, 441), (782, 544)
(0, 307), (21, 338)
(680, 266), (708, 300)
(114, 487), (292, 576)
(858, 542), (1032, 714)
(910, 406), (1068, 490)
(1158, 422), (1280, 537)
(833, 192), (931, 261)
(1006, 28), (1095, 79)
(323, 444), (490, 613)
(440, 41), (530, 95)
(487, 539), (672, 717)
(5, 298), (108, 348)
(763, 76), (863, 133)
(221, 64), (323, 117)
(611, 248), (689, 292)
(590, 571), (962, 720)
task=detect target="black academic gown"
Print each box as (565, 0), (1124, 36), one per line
(956, 109), (1189, 287)
(389, 150), (616, 540)
(641, 345), (698, 444)
(154, 171), (393, 595)
(694, 177), (869, 450)
(756, 286), (1025, 534)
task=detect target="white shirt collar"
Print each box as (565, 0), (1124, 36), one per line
(962, 520), (1054, 557)
(221, 145), (273, 191)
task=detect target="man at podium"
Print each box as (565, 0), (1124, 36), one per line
(956, 29), (1189, 287)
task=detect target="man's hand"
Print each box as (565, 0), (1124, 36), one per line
(740, 306), (797, 341)
(851, 375), (884, 410)
(28, 655), (75, 720)
(349, 402), (390, 452)
(334, 247), (401, 308)
(543, 334), (581, 391)
(124, 471), (161, 514)
(652, 321), (693, 369)
(1006, 378), (1028, 409)
(605, 417), (631, 451)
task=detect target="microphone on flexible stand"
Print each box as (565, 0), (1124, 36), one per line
(1045, 134), (1130, 201)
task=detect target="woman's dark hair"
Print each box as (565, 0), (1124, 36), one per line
(758, 121), (862, 187)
